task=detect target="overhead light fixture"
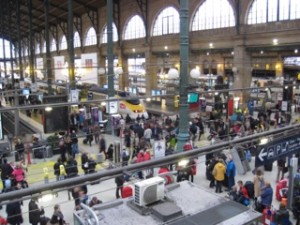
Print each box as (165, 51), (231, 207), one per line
(272, 39), (278, 45)
(259, 137), (269, 145)
(260, 50), (264, 54)
(231, 51), (234, 55)
(209, 43), (214, 48)
(146, 97), (151, 102)
(164, 46), (168, 50)
(45, 107), (52, 112)
(132, 48), (135, 53)
(206, 52), (210, 56)
(295, 49), (298, 54)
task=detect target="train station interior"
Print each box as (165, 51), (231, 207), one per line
(0, 0), (299, 224)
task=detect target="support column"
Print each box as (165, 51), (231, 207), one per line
(117, 51), (128, 91)
(8, 0), (14, 88)
(107, 0), (114, 98)
(44, 0), (52, 94)
(17, 0), (23, 82)
(233, 43), (252, 105)
(28, 0), (35, 84)
(177, 0), (190, 152)
(145, 50), (157, 96)
(68, 0), (75, 90)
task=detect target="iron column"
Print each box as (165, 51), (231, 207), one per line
(44, 0), (52, 94)
(176, 0), (190, 152)
(68, 0), (75, 90)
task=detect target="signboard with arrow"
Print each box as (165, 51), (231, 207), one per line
(255, 134), (300, 167)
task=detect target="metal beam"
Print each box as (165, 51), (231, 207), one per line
(68, 0), (76, 90)
(58, 20), (68, 36)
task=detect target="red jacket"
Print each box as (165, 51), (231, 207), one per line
(12, 168), (25, 182)
(158, 167), (172, 185)
(121, 186), (133, 198)
(144, 152), (151, 161)
(183, 142), (193, 151)
(137, 152), (144, 163)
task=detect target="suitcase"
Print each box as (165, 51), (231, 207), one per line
(276, 179), (288, 201)
(262, 208), (276, 225)
(97, 153), (105, 163)
(121, 186), (133, 198)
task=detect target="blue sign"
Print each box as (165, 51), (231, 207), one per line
(87, 92), (93, 100)
(255, 134), (300, 167)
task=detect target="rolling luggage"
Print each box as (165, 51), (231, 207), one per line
(276, 179), (288, 201)
(262, 207), (276, 225)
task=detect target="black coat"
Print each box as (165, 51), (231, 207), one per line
(0, 163), (13, 180)
(29, 200), (44, 224)
(6, 201), (23, 224)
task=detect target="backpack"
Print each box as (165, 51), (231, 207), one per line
(244, 181), (254, 199)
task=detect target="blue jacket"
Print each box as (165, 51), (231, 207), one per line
(261, 186), (273, 207)
(226, 160), (236, 177)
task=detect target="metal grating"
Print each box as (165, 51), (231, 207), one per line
(167, 201), (248, 225)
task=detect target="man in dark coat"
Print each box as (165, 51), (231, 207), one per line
(0, 158), (13, 190)
(115, 175), (124, 199)
(28, 197), (44, 225)
(6, 200), (23, 225)
(65, 157), (79, 178)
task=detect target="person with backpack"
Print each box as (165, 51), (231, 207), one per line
(253, 169), (265, 208)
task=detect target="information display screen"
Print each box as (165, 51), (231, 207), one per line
(188, 92), (199, 103)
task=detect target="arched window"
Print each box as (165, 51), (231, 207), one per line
(35, 43), (40, 54)
(152, 6), (179, 36)
(50, 39), (57, 52)
(84, 27), (97, 46)
(60, 35), (67, 50)
(124, 15), (146, 40)
(101, 23), (119, 44)
(42, 42), (46, 53)
(192, 0), (235, 31)
(0, 39), (14, 58)
(74, 31), (81, 48)
(248, 0), (300, 24)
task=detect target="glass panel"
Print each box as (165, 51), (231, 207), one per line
(84, 27), (97, 46)
(192, 0), (235, 30)
(153, 6), (179, 36)
(101, 23), (119, 43)
(74, 32), (81, 48)
(124, 15), (146, 40)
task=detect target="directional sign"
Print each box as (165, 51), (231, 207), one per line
(255, 134), (300, 167)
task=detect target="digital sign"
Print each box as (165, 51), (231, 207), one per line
(188, 92), (199, 103)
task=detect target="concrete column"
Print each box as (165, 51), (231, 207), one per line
(233, 44), (252, 105)
(145, 50), (157, 96)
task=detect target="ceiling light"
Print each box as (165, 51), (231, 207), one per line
(295, 49), (298, 54)
(45, 107), (52, 112)
(132, 48), (135, 52)
(209, 43), (214, 48)
(273, 39), (278, 45)
(164, 46), (168, 50)
(206, 52), (210, 56)
(260, 50), (264, 54)
(231, 51), (234, 55)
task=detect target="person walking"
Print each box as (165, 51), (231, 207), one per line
(28, 197), (44, 225)
(260, 182), (273, 211)
(226, 156), (236, 191)
(115, 175), (124, 199)
(253, 169), (265, 209)
(6, 200), (23, 225)
(49, 204), (66, 225)
(213, 158), (226, 193)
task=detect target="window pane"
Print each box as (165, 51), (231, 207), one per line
(60, 36), (67, 50)
(192, 0), (235, 31)
(101, 23), (119, 43)
(74, 32), (81, 48)
(124, 15), (146, 40)
(50, 39), (57, 52)
(84, 27), (97, 46)
(153, 7), (179, 36)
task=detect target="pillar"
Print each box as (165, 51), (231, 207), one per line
(233, 43), (252, 105)
(145, 50), (157, 96)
